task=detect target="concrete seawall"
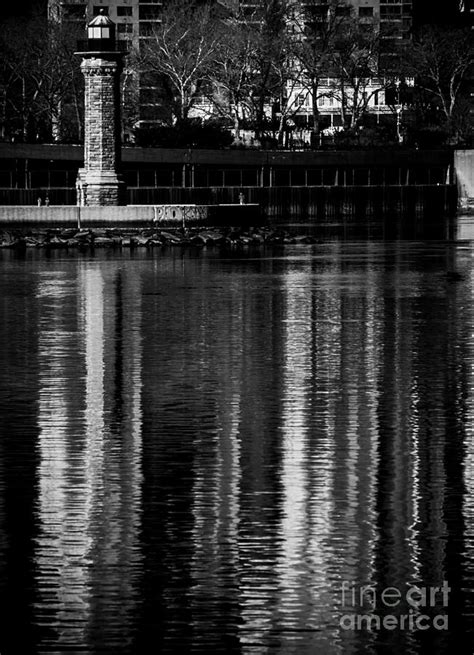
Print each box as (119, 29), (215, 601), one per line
(0, 185), (457, 225)
(0, 204), (261, 227)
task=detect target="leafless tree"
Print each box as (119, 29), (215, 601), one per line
(0, 11), (83, 142)
(406, 25), (474, 130)
(208, 0), (294, 144)
(208, 17), (260, 140)
(139, 0), (223, 123)
(292, 0), (352, 138)
(330, 18), (383, 129)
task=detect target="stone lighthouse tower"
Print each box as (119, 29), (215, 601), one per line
(76, 11), (126, 206)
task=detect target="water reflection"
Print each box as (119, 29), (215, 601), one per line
(0, 243), (472, 654)
(33, 262), (143, 652)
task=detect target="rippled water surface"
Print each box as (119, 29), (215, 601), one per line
(1, 241), (474, 654)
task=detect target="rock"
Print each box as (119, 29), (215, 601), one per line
(74, 230), (92, 241)
(159, 231), (183, 244)
(199, 230), (223, 244)
(134, 236), (150, 246)
(92, 237), (114, 247)
(47, 236), (68, 247)
(92, 229), (108, 238)
(60, 229), (78, 239)
(218, 237), (234, 248)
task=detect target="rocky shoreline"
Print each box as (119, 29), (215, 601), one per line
(0, 226), (322, 250)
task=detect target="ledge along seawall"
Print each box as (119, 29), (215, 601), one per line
(0, 203), (262, 228)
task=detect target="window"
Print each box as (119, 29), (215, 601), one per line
(117, 6), (133, 16)
(63, 5), (86, 19)
(139, 21), (159, 36)
(380, 5), (402, 15)
(140, 5), (161, 19)
(335, 6), (351, 16)
(93, 5), (109, 15)
(117, 23), (133, 34)
(359, 7), (374, 17)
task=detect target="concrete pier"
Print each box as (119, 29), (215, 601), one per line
(0, 204), (262, 227)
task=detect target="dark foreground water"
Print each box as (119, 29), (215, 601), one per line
(1, 240), (474, 654)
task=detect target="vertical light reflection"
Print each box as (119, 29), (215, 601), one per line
(275, 270), (316, 634)
(332, 259), (382, 585)
(190, 283), (243, 649)
(35, 270), (98, 648)
(322, 252), (382, 651)
(360, 258), (382, 574)
(34, 263), (144, 652)
(88, 265), (144, 644)
(463, 268), (474, 583)
(377, 249), (423, 592)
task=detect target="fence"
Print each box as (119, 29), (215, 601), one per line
(0, 184), (457, 220)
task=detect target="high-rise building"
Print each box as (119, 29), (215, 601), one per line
(47, 0), (413, 136)
(49, 1), (139, 51)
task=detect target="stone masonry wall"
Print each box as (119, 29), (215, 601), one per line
(81, 57), (122, 173)
(78, 54), (125, 206)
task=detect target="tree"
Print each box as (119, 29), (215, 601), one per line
(139, 0), (223, 124)
(330, 17), (383, 130)
(246, 0), (289, 140)
(406, 25), (474, 141)
(292, 0), (352, 140)
(208, 16), (261, 141)
(0, 11), (83, 143)
(121, 46), (141, 143)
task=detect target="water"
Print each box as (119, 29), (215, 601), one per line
(0, 241), (473, 654)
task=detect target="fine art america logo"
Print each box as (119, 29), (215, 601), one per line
(339, 581), (450, 631)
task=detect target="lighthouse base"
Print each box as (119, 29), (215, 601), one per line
(76, 169), (126, 206)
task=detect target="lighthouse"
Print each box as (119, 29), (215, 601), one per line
(76, 11), (126, 206)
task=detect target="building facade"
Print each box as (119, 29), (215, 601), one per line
(48, 0), (413, 138)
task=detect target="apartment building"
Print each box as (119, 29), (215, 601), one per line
(287, 0), (412, 135)
(48, 0), (412, 136)
(48, 0), (154, 50)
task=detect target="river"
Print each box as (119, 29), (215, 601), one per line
(0, 240), (473, 654)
